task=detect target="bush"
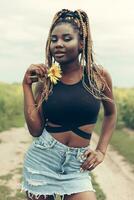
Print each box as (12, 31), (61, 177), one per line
(0, 82), (24, 132)
(114, 88), (134, 129)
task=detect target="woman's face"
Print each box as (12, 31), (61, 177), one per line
(50, 23), (81, 65)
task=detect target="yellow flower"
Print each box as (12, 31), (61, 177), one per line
(47, 64), (62, 84)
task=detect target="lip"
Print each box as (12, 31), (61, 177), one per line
(55, 53), (65, 57)
(54, 52), (66, 58)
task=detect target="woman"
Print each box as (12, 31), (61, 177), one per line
(21, 9), (117, 200)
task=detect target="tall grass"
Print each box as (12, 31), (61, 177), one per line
(0, 82), (24, 132)
(114, 87), (134, 129)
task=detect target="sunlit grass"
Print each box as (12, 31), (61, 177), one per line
(95, 118), (134, 166)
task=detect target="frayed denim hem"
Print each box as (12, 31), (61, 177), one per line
(21, 187), (61, 200)
(21, 186), (96, 200)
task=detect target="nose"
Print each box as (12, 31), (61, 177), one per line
(55, 39), (64, 48)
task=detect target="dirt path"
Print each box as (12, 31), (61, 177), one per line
(0, 127), (134, 200)
(91, 133), (134, 200)
(0, 127), (32, 196)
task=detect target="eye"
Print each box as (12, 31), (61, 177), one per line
(51, 36), (57, 42)
(64, 36), (72, 42)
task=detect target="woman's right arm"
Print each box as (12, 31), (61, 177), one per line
(22, 64), (47, 137)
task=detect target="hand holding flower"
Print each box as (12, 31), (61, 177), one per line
(25, 63), (62, 85)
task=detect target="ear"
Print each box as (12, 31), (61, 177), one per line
(78, 40), (83, 53)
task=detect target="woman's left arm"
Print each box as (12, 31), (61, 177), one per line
(81, 68), (117, 171)
(95, 68), (117, 154)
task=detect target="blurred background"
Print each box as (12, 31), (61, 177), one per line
(0, 0), (134, 200)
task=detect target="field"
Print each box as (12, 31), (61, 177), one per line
(0, 82), (24, 132)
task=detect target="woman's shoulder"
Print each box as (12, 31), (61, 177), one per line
(100, 66), (112, 87)
(95, 64), (111, 80)
(92, 64), (113, 91)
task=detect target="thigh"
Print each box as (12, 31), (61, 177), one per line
(26, 191), (55, 200)
(64, 191), (96, 200)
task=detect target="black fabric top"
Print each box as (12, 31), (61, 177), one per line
(42, 71), (101, 130)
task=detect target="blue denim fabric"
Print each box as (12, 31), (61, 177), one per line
(21, 128), (95, 199)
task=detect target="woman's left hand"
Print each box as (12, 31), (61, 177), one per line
(80, 149), (105, 171)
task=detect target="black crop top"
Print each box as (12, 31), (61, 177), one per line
(42, 72), (101, 139)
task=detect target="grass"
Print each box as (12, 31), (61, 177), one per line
(0, 173), (13, 181)
(94, 118), (134, 166)
(0, 185), (26, 200)
(0, 168), (26, 200)
(0, 114), (25, 133)
(10, 115), (25, 128)
(110, 129), (134, 164)
(14, 189), (26, 200)
(0, 185), (13, 200)
(92, 174), (106, 200)
(0, 82), (24, 132)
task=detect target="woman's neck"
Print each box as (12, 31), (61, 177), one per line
(60, 61), (83, 83)
(60, 60), (81, 75)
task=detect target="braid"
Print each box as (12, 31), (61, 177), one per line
(37, 9), (114, 110)
(75, 10), (113, 103)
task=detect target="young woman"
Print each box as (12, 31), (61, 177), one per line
(21, 9), (117, 200)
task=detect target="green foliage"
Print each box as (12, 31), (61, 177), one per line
(114, 88), (134, 129)
(96, 87), (134, 130)
(91, 173), (106, 200)
(0, 82), (24, 132)
(110, 129), (134, 164)
(0, 173), (13, 181)
(0, 185), (13, 200)
(0, 168), (26, 200)
(121, 96), (134, 129)
(95, 118), (134, 166)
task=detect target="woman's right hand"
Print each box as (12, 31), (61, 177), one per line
(22, 63), (48, 86)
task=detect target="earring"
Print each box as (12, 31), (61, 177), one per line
(79, 48), (83, 53)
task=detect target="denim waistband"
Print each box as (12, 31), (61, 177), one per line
(41, 128), (90, 153)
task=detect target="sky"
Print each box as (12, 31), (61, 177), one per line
(0, 0), (134, 87)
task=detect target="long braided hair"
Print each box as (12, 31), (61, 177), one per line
(37, 9), (114, 109)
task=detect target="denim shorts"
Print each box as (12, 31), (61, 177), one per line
(21, 128), (95, 199)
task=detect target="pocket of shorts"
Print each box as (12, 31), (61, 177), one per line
(76, 148), (88, 163)
(33, 137), (55, 149)
(68, 150), (87, 173)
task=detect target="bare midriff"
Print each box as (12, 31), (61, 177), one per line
(46, 121), (96, 148)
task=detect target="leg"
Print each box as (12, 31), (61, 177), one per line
(26, 191), (55, 200)
(64, 191), (96, 200)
